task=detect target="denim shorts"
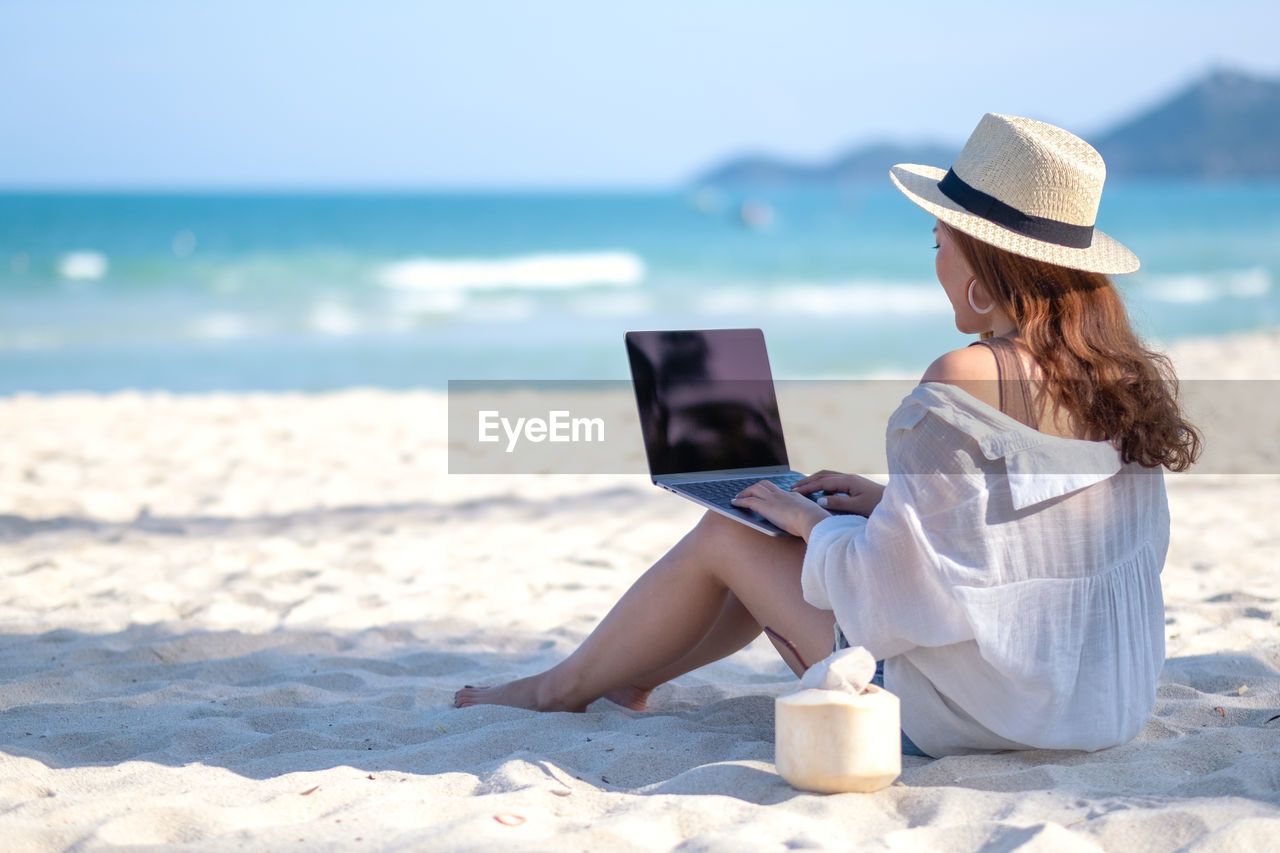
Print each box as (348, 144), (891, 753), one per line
(834, 626), (931, 759)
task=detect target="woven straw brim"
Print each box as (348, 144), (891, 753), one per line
(890, 164), (1140, 275)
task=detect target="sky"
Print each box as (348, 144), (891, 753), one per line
(2, 0), (1279, 189)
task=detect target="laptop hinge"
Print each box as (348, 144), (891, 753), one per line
(656, 465), (793, 485)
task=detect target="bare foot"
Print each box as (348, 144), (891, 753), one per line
(453, 674), (587, 712)
(603, 684), (652, 711)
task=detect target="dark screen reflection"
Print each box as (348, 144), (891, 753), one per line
(626, 329), (789, 476)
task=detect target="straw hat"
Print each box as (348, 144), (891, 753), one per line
(890, 113), (1139, 274)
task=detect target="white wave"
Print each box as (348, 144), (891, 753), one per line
(1229, 269), (1272, 298)
(377, 251), (645, 292)
(188, 313), (253, 340)
(696, 282), (949, 318)
(386, 288), (467, 315)
(1137, 268), (1271, 304)
(309, 301), (363, 336)
(773, 283), (949, 316)
(58, 250), (108, 280)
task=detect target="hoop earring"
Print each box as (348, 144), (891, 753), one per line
(967, 278), (995, 315)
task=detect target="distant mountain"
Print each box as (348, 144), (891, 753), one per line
(823, 143), (958, 181)
(695, 155), (824, 186)
(692, 68), (1280, 186)
(1094, 69), (1280, 179)
(695, 143), (956, 187)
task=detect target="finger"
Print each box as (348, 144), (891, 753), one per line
(793, 470), (832, 487)
(738, 480), (780, 500)
(733, 489), (783, 508)
(792, 474), (835, 493)
(815, 494), (859, 513)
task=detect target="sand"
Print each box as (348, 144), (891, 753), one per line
(2, 331), (1279, 851)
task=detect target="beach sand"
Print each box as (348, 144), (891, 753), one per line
(2, 331), (1279, 851)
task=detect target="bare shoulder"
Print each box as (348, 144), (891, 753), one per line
(921, 344), (998, 383)
(920, 344), (1000, 408)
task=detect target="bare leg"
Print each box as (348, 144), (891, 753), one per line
(454, 512), (835, 711)
(605, 592), (760, 710)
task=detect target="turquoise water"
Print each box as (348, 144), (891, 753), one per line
(2, 184), (1279, 393)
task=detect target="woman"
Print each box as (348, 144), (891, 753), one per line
(455, 114), (1200, 758)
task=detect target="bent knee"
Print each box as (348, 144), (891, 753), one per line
(692, 509), (784, 555)
(694, 509), (750, 540)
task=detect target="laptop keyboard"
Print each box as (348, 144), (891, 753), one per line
(678, 473), (807, 507)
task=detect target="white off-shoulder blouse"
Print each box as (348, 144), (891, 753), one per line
(801, 382), (1169, 757)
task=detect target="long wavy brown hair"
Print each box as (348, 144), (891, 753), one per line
(941, 222), (1201, 471)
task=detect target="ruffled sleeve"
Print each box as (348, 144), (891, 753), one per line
(800, 391), (976, 658)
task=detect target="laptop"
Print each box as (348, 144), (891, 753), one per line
(625, 328), (814, 537)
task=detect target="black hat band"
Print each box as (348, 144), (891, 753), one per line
(938, 169), (1095, 249)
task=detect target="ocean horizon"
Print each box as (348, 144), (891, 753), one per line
(2, 183), (1279, 395)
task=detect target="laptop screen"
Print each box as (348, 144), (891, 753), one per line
(626, 329), (789, 477)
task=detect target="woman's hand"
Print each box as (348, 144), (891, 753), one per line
(790, 469), (886, 518)
(731, 480), (831, 540)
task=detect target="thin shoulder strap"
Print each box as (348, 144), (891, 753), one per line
(970, 337), (1039, 429)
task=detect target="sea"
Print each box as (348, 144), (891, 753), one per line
(2, 184), (1279, 394)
